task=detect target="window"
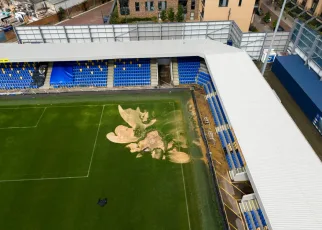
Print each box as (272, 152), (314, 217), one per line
(310, 0), (318, 13)
(219, 0), (228, 7)
(120, 0), (130, 15)
(238, 0), (242, 6)
(191, 0), (195, 10)
(158, 1), (167, 10)
(178, 0), (188, 13)
(145, 1), (154, 11)
(135, 2), (140, 11)
(190, 12), (194, 20)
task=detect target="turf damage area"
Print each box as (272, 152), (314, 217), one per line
(0, 91), (224, 230)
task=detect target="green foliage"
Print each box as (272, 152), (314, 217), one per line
(249, 24), (258, 32)
(57, 7), (66, 21)
(119, 16), (157, 23)
(167, 8), (175, 22)
(176, 5), (184, 22)
(263, 12), (271, 23)
(272, 19), (277, 29)
(109, 6), (120, 24)
(160, 9), (167, 22)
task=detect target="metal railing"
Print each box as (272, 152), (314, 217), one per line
(14, 20), (290, 61)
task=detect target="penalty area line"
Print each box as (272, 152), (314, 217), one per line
(171, 102), (192, 230)
(87, 105), (105, 177)
(0, 175), (88, 183)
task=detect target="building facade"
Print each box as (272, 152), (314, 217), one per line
(200, 0), (256, 31)
(117, 0), (255, 31)
(117, 0), (201, 21)
(297, 0), (322, 16)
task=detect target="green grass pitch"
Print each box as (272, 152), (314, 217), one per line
(0, 91), (224, 230)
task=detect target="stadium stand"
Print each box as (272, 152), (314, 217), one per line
(174, 57), (245, 172)
(0, 62), (42, 89)
(177, 57), (200, 84)
(50, 60), (108, 88)
(240, 199), (268, 230)
(113, 58), (151, 87)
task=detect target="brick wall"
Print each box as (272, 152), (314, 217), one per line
(117, 0), (200, 20)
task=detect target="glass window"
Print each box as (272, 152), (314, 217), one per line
(135, 2), (140, 11)
(238, 0), (242, 6)
(219, 0), (228, 7)
(190, 12), (194, 20)
(120, 0), (130, 15)
(191, 0), (195, 10)
(145, 1), (155, 11)
(158, 1), (167, 10)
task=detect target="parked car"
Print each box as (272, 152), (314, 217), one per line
(0, 25), (13, 32)
(274, 26), (285, 31)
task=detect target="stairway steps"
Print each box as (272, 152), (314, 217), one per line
(150, 59), (158, 86)
(172, 58), (179, 86)
(40, 62), (53, 89)
(107, 60), (114, 88)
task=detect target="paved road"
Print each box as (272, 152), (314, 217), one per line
(57, 1), (114, 26)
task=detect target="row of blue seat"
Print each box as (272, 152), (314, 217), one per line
(244, 208), (268, 230)
(195, 72), (246, 170)
(113, 58), (151, 87)
(0, 62), (39, 89)
(52, 83), (106, 88)
(114, 82), (150, 86)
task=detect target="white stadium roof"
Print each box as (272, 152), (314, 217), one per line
(1, 40), (322, 229)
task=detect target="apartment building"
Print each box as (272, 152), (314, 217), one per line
(117, 0), (256, 31)
(200, 0), (256, 31)
(118, 0), (200, 21)
(297, 0), (322, 15)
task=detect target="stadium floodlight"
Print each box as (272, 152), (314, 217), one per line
(261, 0), (288, 75)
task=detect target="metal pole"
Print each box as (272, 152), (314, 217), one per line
(261, 0), (287, 75)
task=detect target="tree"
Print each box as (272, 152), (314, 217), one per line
(176, 5), (184, 22)
(167, 8), (175, 22)
(109, 6), (119, 24)
(272, 19), (277, 29)
(263, 12), (271, 23)
(160, 10), (167, 22)
(57, 7), (66, 21)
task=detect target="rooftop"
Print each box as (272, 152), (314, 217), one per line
(0, 40), (322, 229)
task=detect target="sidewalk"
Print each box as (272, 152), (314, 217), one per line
(260, 0), (295, 31)
(252, 14), (273, 32)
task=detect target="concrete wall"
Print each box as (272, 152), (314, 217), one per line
(203, 0), (255, 32)
(27, 14), (60, 25)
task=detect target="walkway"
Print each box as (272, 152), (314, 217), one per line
(260, 0), (295, 30)
(56, 1), (114, 26)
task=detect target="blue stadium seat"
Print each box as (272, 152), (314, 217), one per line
(177, 57), (200, 84)
(113, 58), (151, 87)
(0, 62), (38, 89)
(244, 212), (254, 230)
(50, 60), (108, 88)
(257, 209), (267, 227)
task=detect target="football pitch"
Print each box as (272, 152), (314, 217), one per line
(0, 91), (224, 230)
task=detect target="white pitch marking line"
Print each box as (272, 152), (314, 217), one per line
(171, 102), (192, 230)
(0, 126), (35, 130)
(87, 105), (105, 177)
(35, 107), (47, 127)
(0, 175), (87, 183)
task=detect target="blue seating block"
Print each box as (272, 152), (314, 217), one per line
(225, 154), (233, 169)
(257, 209), (267, 227)
(244, 212), (253, 230)
(250, 210), (260, 228)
